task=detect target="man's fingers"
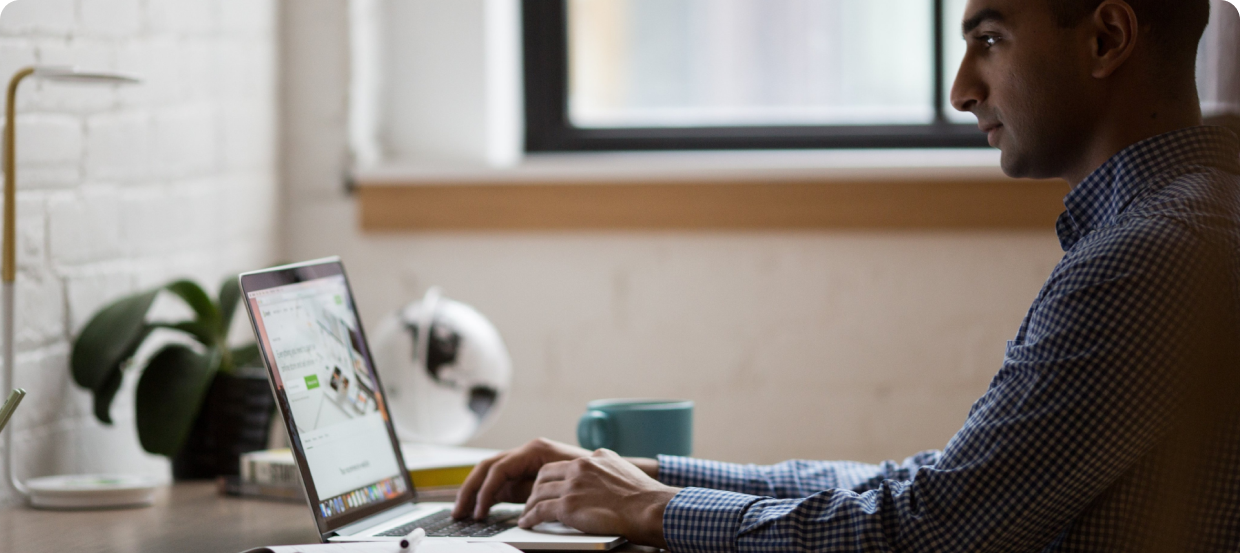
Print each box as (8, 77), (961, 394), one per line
(473, 455), (533, 519)
(518, 497), (564, 529)
(452, 438), (591, 520)
(522, 480), (569, 517)
(453, 455), (501, 518)
(534, 460), (572, 485)
(493, 478), (535, 505)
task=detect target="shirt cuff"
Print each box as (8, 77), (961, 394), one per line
(662, 487), (762, 553)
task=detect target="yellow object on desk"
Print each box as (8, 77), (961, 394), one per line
(409, 465), (475, 489)
(239, 444), (497, 489)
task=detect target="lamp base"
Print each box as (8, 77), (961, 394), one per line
(24, 474), (158, 510)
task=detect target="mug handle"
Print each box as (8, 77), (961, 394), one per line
(577, 410), (613, 450)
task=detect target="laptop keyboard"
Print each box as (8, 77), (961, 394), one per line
(377, 509), (519, 538)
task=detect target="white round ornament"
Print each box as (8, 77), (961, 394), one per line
(372, 288), (511, 445)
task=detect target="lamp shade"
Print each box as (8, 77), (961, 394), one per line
(31, 66), (140, 84)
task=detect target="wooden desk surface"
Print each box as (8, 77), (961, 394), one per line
(0, 483), (659, 553)
(0, 483), (319, 553)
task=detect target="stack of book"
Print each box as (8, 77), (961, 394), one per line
(217, 444), (499, 503)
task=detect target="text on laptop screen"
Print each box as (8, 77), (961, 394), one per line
(247, 275), (408, 520)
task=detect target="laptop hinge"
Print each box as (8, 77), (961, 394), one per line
(334, 501), (420, 537)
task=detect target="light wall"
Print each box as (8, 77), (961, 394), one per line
(292, 222), (1064, 465)
(348, 0), (522, 166)
(283, 0), (1065, 465)
(1201, 0), (1240, 116)
(0, 0), (279, 505)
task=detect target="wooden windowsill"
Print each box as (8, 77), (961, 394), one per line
(353, 150), (1069, 232)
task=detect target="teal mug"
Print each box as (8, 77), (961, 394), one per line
(577, 399), (693, 458)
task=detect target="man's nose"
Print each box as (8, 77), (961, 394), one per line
(950, 55), (985, 113)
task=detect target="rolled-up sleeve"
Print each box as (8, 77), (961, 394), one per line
(657, 453), (940, 499)
(663, 488), (761, 553)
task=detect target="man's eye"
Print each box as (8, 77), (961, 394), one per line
(979, 35), (1000, 47)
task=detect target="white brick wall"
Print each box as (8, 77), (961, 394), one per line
(0, 0), (76, 37)
(78, 0), (141, 37)
(0, 0), (279, 506)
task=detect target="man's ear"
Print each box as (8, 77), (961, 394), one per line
(1089, 0), (1140, 79)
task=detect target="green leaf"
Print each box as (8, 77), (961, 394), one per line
(71, 290), (159, 391)
(92, 368), (125, 425)
(151, 321), (215, 346)
(165, 280), (220, 335)
(230, 343), (260, 369)
(134, 345), (221, 456)
(219, 277), (242, 339)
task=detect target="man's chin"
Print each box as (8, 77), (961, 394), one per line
(999, 149), (1066, 181)
(998, 149), (1034, 180)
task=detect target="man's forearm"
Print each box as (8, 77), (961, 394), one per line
(657, 456), (897, 499)
(626, 457), (660, 480)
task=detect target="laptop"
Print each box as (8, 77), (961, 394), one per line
(240, 258), (624, 550)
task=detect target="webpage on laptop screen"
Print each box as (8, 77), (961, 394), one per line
(248, 275), (408, 521)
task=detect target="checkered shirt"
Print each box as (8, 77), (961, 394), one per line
(658, 126), (1240, 552)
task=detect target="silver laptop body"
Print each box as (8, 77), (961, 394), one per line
(240, 258), (623, 550)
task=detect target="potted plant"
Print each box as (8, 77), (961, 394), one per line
(70, 277), (274, 479)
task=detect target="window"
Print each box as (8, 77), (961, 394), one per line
(524, 0), (989, 151)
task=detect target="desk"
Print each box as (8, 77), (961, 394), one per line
(0, 483), (657, 553)
(0, 483), (318, 552)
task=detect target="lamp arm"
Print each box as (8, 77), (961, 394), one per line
(3, 66), (35, 500)
(5, 66), (33, 284)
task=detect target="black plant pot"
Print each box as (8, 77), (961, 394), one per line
(171, 367), (275, 480)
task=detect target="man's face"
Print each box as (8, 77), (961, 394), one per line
(951, 0), (1100, 179)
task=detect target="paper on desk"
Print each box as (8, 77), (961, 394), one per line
(242, 540), (522, 553)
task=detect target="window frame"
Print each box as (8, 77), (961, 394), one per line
(523, 0), (990, 152)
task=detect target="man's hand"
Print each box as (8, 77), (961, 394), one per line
(454, 438), (593, 520)
(518, 448), (679, 549)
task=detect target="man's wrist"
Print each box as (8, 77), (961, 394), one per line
(627, 486), (678, 549)
(627, 457), (660, 480)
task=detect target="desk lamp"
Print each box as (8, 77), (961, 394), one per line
(3, 66), (157, 510)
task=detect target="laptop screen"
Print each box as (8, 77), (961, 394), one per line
(242, 260), (414, 535)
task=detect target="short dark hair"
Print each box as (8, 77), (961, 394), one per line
(1047, 0), (1210, 67)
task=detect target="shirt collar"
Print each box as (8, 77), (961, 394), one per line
(1056, 126), (1240, 251)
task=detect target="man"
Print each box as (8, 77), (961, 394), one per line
(454, 0), (1240, 550)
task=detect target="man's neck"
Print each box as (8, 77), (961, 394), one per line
(1064, 93), (1203, 187)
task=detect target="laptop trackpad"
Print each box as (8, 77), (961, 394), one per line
(531, 522), (585, 535)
